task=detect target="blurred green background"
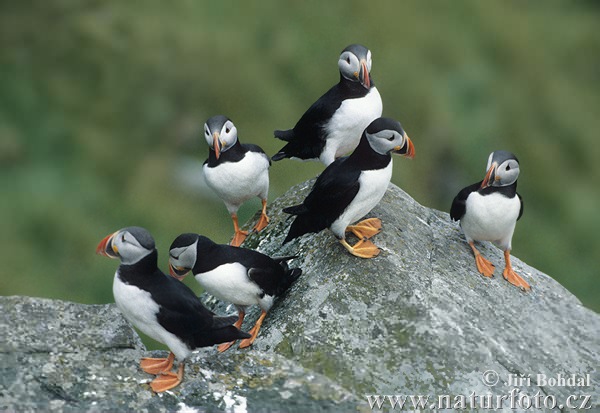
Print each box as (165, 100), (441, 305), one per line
(2, 0), (598, 325)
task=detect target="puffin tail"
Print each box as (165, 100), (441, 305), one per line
(282, 211), (327, 244)
(207, 324), (251, 346)
(274, 129), (295, 142)
(272, 129), (295, 161)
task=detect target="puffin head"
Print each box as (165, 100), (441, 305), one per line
(481, 150), (520, 189)
(364, 117), (415, 158)
(204, 115), (238, 160)
(168, 233), (200, 281)
(338, 44), (373, 89)
(96, 226), (155, 265)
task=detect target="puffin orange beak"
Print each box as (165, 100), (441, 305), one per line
(168, 263), (188, 281)
(213, 132), (221, 160)
(359, 59), (370, 89)
(96, 231), (119, 259)
(481, 163), (498, 189)
(392, 133), (415, 159)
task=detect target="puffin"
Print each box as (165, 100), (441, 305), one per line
(450, 150), (530, 290)
(272, 44), (383, 166)
(168, 233), (302, 352)
(202, 115), (271, 247)
(282, 117), (415, 258)
(96, 226), (250, 392)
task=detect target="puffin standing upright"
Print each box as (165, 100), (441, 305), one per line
(203, 115), (271, 246)
(272, 44), (383, 166)
(96, 226), (250, 392)
(283, 117), (415, 258)
(450, 151), (530, 290)
(168, 233), (302, 352)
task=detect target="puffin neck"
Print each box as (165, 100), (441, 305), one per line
(118, 249), (159, 285)
(338, 74), (374, 96)
(479, 180), (518, 197)
(192, 239), (221, 274)
(206, 140), (246, 165)
(347, 134), (391, 170)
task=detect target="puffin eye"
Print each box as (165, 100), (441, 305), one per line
(121, 234), (126, 243)
(506, 165), (511, 171)
(387, 135), (395, 141)
(346, 57), (350, 64)
(226, 127), (231, 134)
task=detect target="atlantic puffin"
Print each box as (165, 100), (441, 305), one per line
(203, 115), (271, 246)
(168, 233), (302, 352)
(450, 151), (530, 290)
(283, 117), (415, 258)
(272, 44), (383, 166)
(96, 226), (250, 392)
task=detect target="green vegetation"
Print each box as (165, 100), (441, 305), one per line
(2, 0), (598, 330)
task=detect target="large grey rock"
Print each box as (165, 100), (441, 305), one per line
(2, 181), (599, 412)
(241, 180), (600, 410)
(0, 296), (356, 412)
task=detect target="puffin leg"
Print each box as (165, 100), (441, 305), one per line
(230, 214), (249, 247)
(502, 250), (531, 291)
(339, 238), (380, 259)
(346, 217), (382, 239)
(217, 310), (246, 353)
(238, 310), (267, 349)
(150, 363), (185, 393)
(469, 242), (495, 277)
(139, 352), (175, 375)
(252, 199), (270, 233)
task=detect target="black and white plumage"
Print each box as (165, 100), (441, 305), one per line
(203, 115), (271, 247)
(272, 44), (383, 166)
(96, 226), (249, 392)
(168, 233), (302, 351)
(282, 117), (415, 259)
(450, 151), (530, 290)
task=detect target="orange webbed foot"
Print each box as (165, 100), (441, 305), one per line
(140, 352), (174, 375)
(340, 238), (380, 259)
(238, 310), (266, 349)
(475, 254), (496, 278)
(503, 250), (531, 291)
(149, 364), (184, 393)
(346, 218), (382, 239)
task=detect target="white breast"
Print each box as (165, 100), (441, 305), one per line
(330, 161), (392, 238)
(461, 192), (520, 250)
(203, 152), (270, 213)
(112, 272), (191, 360)
(320, 87), (382, 165)
(194, 263), (264, 307)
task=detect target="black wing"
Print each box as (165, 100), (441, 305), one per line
(273, 84), (345, 160)
(283, 158), (361, 242)
(517, 192), (524, 220)
(450, 181), (481, 221)
(152, 270), (247, 347)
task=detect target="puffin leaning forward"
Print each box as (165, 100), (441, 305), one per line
(283, 117), (415, 258)
(203, 115), (271, 247)
(450, 150), (530, 290)
(272, 44), (383, 166)
(169, 233), (302, 352)
(96, 226), (250, 392)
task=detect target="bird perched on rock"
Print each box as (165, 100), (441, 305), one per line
(168, 233), (302, 352)
(272, 44), (383, 166)
(450, 151), (530, 290)
(203, 115), (271, 246)
(282, 117), (415, 258)
(96, 226), (250, 392)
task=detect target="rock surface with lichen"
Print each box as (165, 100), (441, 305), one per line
(2, 181), (599, 412)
